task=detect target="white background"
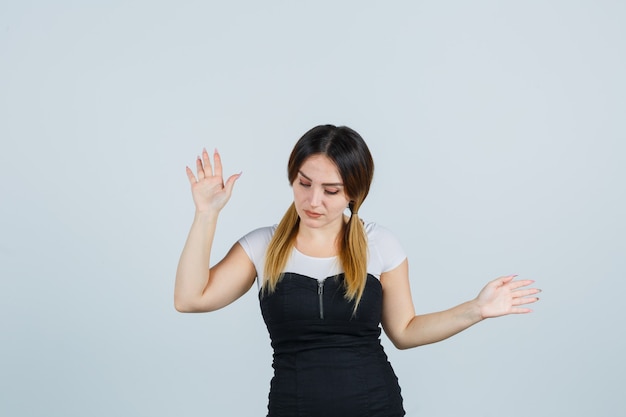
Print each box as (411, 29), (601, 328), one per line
(1, 1), (624, 416)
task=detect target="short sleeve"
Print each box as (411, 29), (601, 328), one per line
(365, 222), (407, 277)
(238, 225), (276, 288)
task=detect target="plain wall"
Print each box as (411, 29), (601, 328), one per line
(1, 1), (624, 416)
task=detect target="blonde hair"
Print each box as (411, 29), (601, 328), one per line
(263, 125), (374, 311)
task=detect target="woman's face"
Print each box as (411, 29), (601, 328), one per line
(292, 154), (350, 231)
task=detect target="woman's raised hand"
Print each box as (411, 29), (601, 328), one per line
(185, 148), (241, 214)
(475, 275), (541, 319)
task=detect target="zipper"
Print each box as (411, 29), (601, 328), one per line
(317, 279), (324, 319)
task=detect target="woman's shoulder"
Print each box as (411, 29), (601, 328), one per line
(362, 220), (407, 273)
(241, 225), (277, 239)
(237, 225), (277, 261)
(363, 221), (398, 241)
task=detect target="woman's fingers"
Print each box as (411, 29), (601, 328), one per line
(513, 298), (539, 307)
(512, 288), (541, 305)
(224, 172), (242, 194)
(213, 148), (223, 179)
(195, 148), (224, 181)
(190, 148), (234, 190)
(508, 279), (535, 290)
(185, 166), (197, 184)
(201, 148), (213, 176)
(513, 287), (541, 297)
(196, 155), (205, 180)
(502, 274), (516, 283)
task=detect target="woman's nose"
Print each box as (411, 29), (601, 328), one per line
(310, 187), (323, 207)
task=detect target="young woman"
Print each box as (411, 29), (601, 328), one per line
(174, 125), (540, 417)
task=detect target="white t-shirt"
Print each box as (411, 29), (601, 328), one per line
(238, 222), (407, 289)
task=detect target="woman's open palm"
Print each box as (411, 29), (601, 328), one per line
(185, 148), (241, 213)
(476, 275), (541, 319)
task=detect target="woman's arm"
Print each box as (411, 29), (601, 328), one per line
(174, 148), (255, 313)
(380, 259), (540, 350)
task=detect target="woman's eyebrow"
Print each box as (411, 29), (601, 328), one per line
(298, 171), (344, 187)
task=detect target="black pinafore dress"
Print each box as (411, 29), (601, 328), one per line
(260, 272), (405, 417)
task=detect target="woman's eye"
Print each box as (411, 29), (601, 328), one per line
(325, 189), (339, 195)
(299, 181), (311, 188)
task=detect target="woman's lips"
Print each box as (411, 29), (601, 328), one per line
(304, 210), (322, 218)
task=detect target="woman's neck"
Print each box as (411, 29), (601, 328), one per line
(295, 222), (344, 258)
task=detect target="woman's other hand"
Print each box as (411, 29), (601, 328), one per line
(475, 275), (541, 319)
(185, 148), (241, 214)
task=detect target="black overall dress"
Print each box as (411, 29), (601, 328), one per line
(260, 272), (406, 417)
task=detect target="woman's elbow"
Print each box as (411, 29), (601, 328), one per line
(174, 297), (194, 313)
(385, 332), (408, 350)
(174, 296), (212, 313)
(174, 300), (192, 313)
(390, 338), (413, 350)
(386, 331), (426, 350)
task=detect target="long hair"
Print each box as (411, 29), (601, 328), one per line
(263, 125), (375, 310)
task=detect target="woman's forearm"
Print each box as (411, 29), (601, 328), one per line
(174, 210), (219, 311)
(396, 299), (484, 349)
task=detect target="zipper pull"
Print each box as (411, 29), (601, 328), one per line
(318, 280), (324, 320)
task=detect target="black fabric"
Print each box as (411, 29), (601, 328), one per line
(260, 273), (405, 417)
